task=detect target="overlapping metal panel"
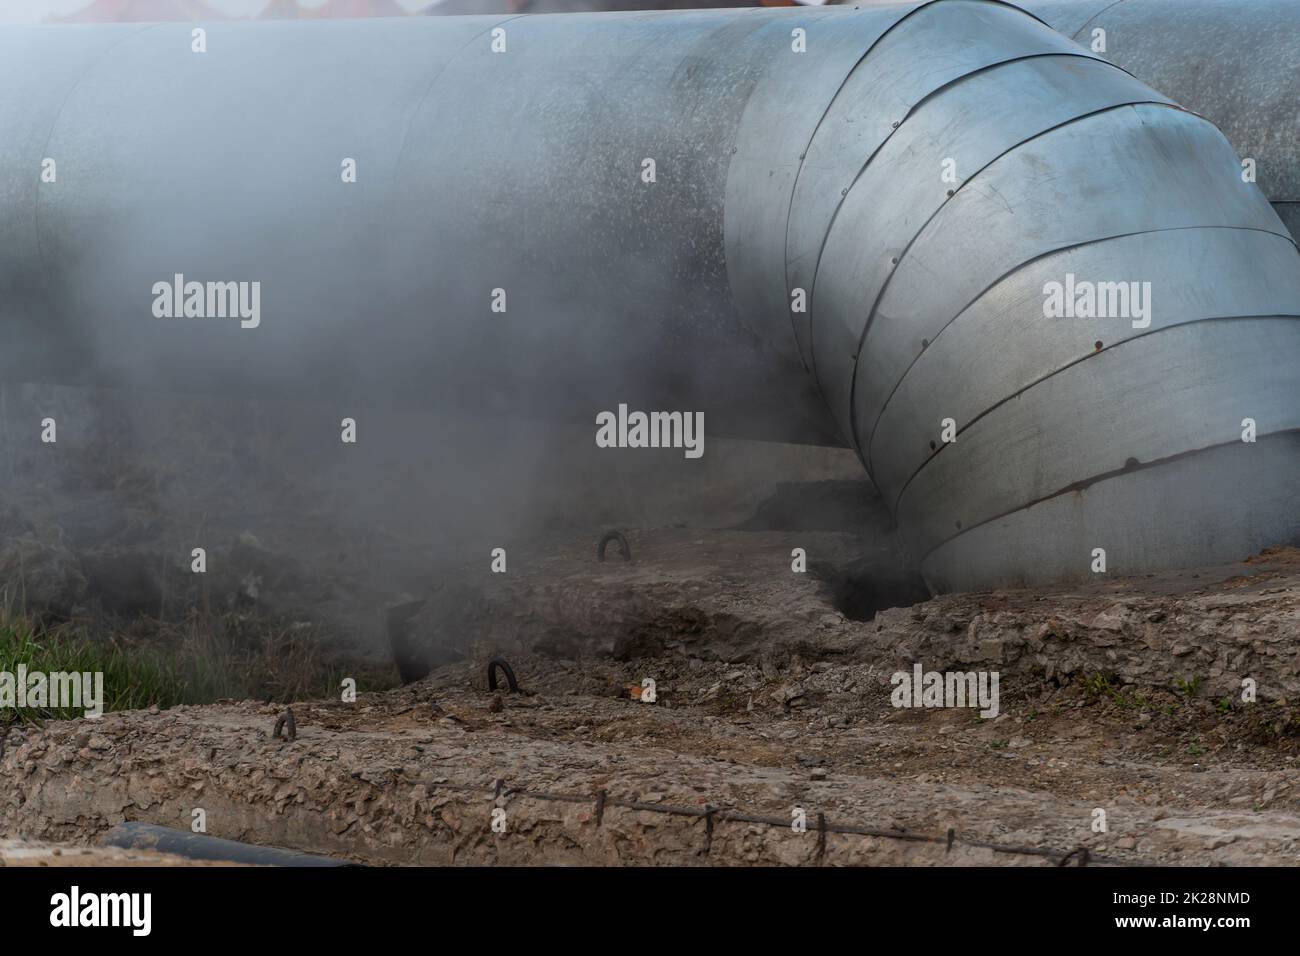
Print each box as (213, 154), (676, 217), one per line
(1, 2), (1295, 590)
(1021, 0), (1300, 239)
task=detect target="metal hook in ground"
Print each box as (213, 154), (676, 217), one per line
(701, 805), (718, 854)
(487, 658), (520, 694)
(272, 708), (297, 742)
(597, 530), (631, 562)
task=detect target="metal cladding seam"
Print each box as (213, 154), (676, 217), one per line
(1019, 0), (1300, 241)
(729, 0), (1300, 590)
(0, 3), (1296, 591)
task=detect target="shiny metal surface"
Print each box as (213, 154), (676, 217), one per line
(923, 434), (1300, 592)
(1, 2), (1296, 590)
(786, 0), (1108, 384)
(1015, 0), (1114, 36)
(897, 318), (1300, 562)
(1021, 0), (1300, 234)
(805, 55), (1172, 443)
(723, 3), (915, 365)
(849, 104), (1284, 470)
(870, 228), (1300, 509)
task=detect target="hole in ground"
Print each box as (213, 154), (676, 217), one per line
(810, 556), (931, 622)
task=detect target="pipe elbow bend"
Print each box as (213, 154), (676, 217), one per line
(727, 0), (1300, 590)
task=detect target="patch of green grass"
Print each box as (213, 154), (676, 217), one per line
(0, 613), (393, 724)
(1081, 673), (1123, 704)
(1, 617), (186, 721)
(1174, 675), (1204, 699)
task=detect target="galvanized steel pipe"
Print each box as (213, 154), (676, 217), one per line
(1, 3), (1297, 590)
(1022, 0), (1300, 240)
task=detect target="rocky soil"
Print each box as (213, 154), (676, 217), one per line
(4, 534), (1298, 867)
(3, 383), (1297, 866)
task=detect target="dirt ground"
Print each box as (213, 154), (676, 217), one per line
(0, 838), (236, 867)
(3, 385), (1297, 865)
(4, 532), (1298, 867)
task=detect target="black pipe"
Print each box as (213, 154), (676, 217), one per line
(101, 822), (358, 867)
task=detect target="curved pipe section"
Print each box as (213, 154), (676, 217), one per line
(1022, 0), (1300, 240)
(736, 1), (1300, 589)
(0, 3), (1296, 591)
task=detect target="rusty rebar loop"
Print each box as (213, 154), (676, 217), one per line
(272, 708), (297, 742)
(395, 768), (1123, 865)
(597, 530), (631, 563)
(486, 659), (520, 694)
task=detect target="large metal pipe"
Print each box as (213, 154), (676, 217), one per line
(1020, 0), (1300, 240)
(1, 3), (1297, 590)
